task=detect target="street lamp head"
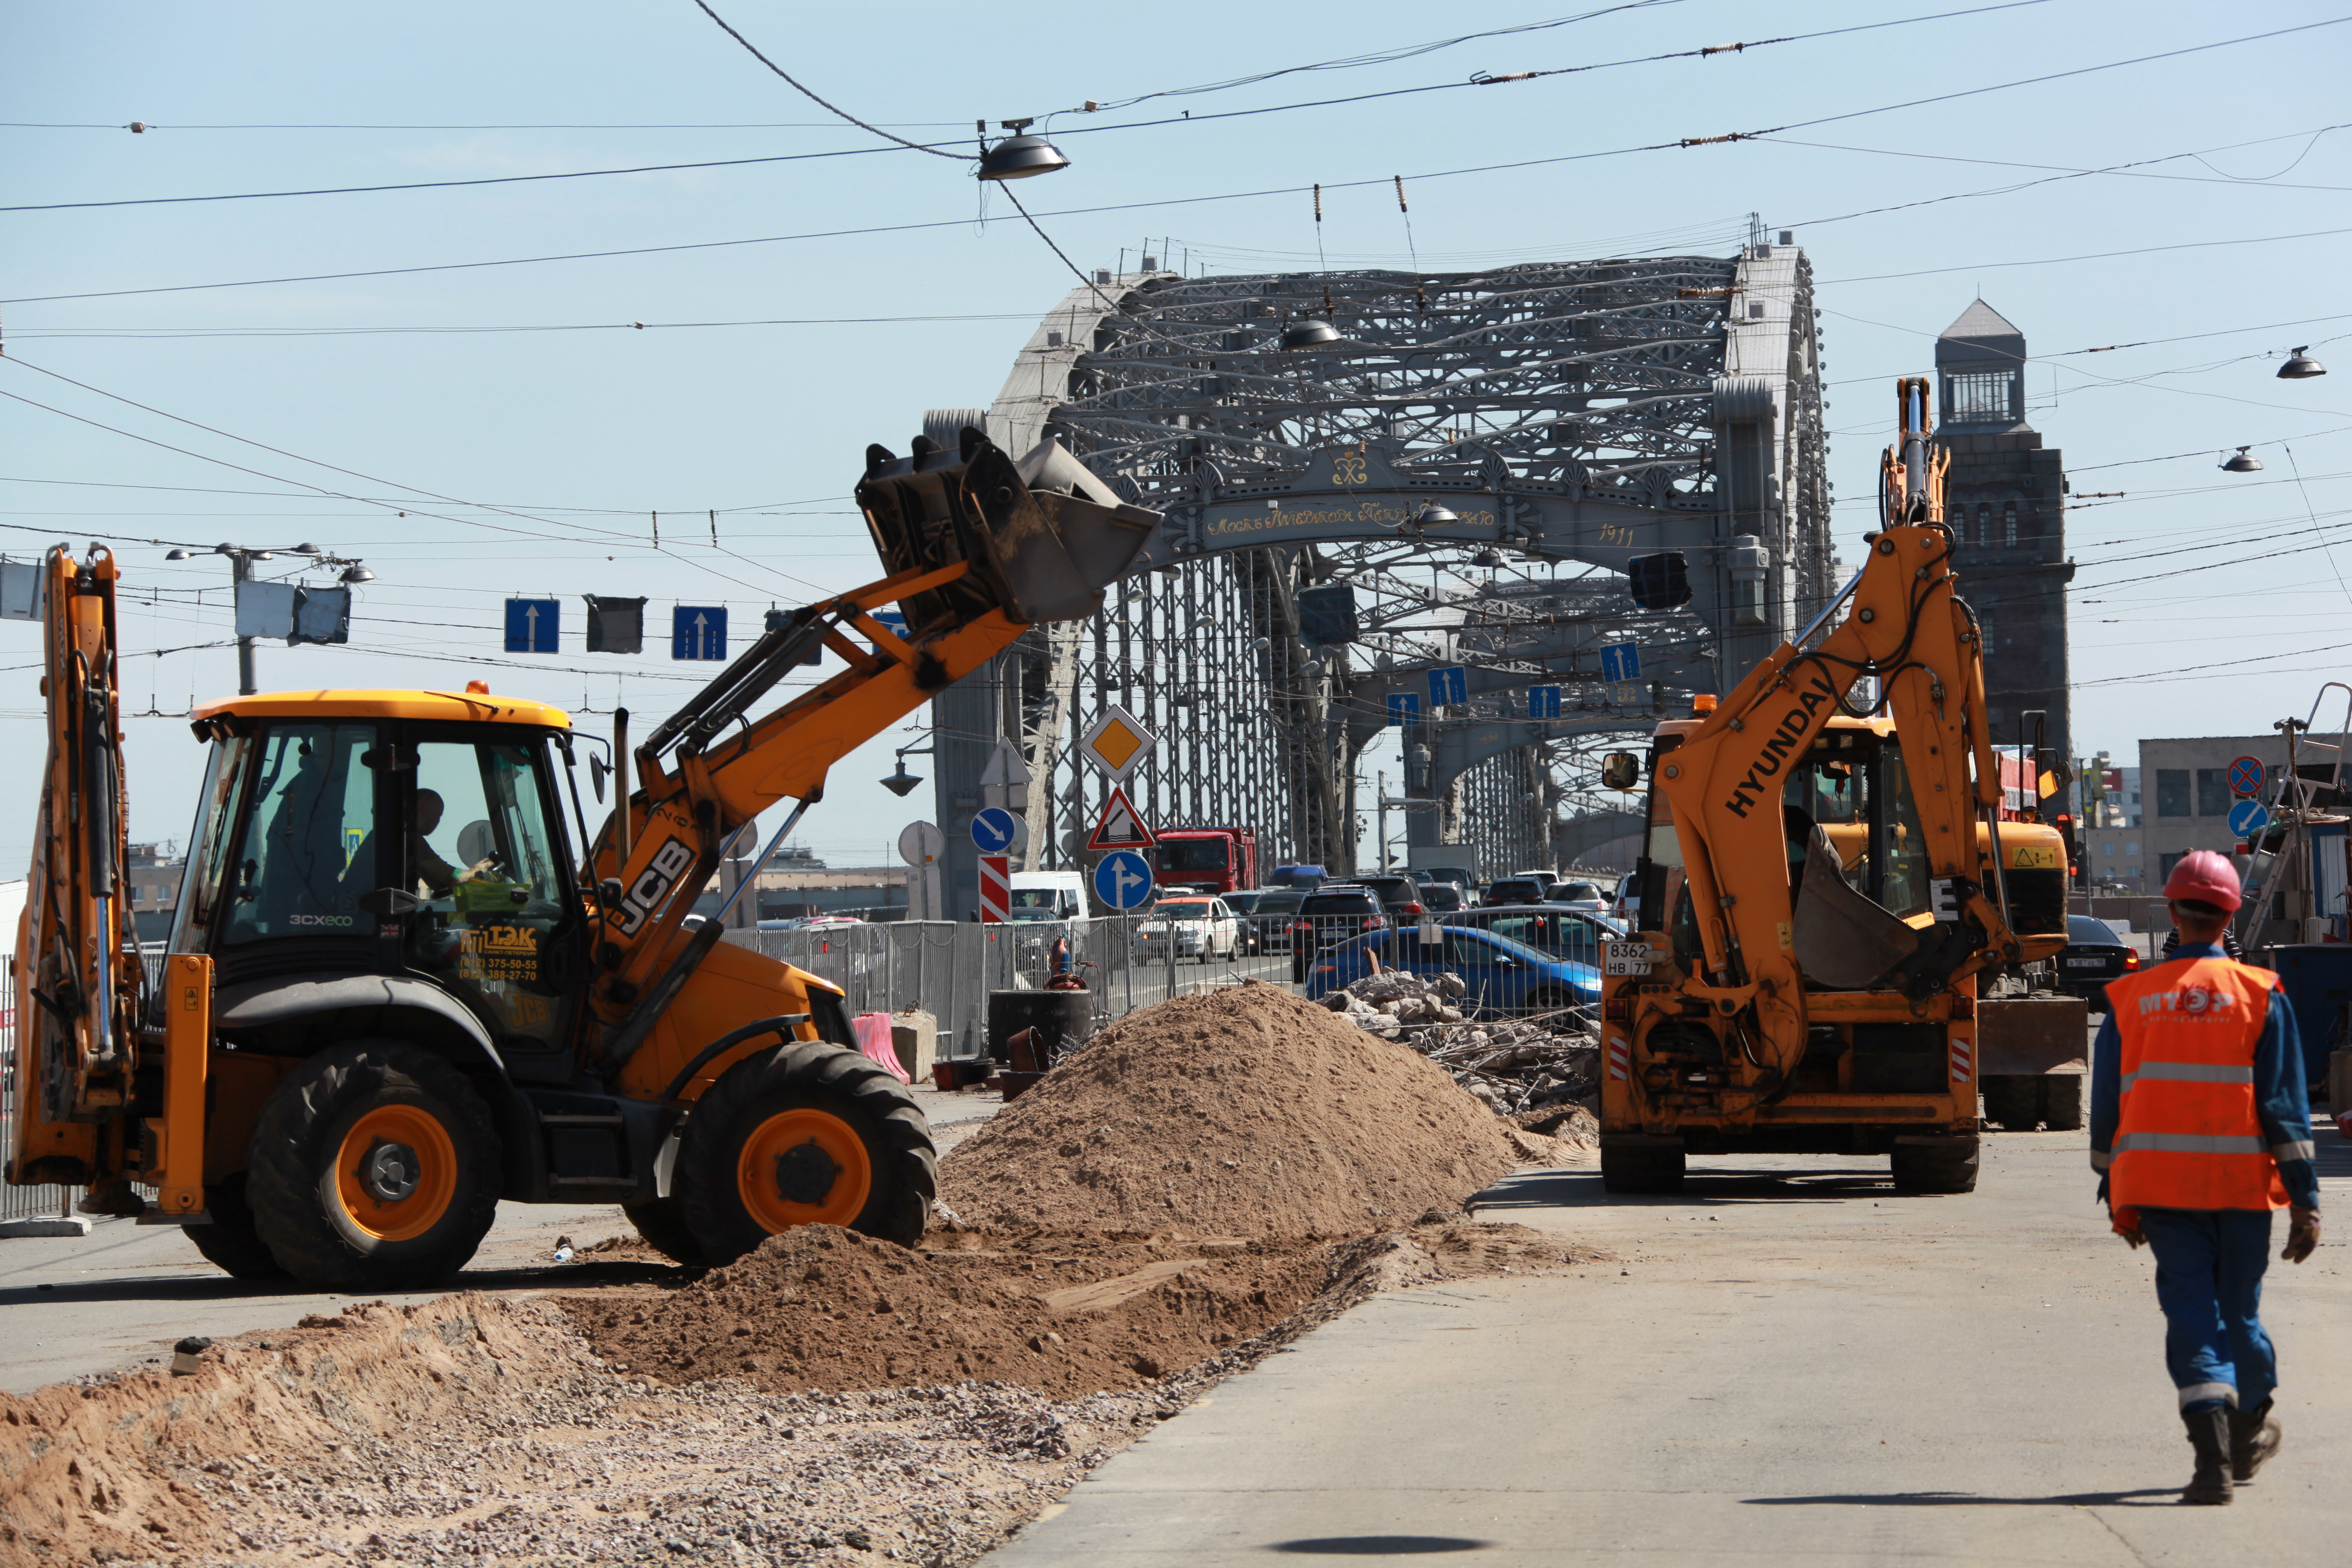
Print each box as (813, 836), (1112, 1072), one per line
(249, 550), (275, 562)
(293, 542), (321, 555)
(1413, 501), (1460, 529)
(1280, 318), (1340, 351)
(338, 565), (376, 584)
(880, 760), (923, 797)
(1471, 547), (1504, 568)
(214, 543), (236, 555)
(2278, 346), (2327, 380)
(2222, 446), (2264, 473)
(977, 131), (1069, 181)
(164, 548), (192, 561)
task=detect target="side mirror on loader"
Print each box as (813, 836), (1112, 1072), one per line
(356, 887), (422, 918)
(1601, 751), (1642, 792)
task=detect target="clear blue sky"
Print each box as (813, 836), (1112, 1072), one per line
(3, 1), (2347, 868)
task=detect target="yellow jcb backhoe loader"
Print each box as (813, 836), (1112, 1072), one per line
(8, 428), (1154, 1287)
(1596, 379), (2072, 1193)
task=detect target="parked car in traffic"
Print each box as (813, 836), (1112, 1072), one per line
(1221, 888), (1271, 953)
(1305, 924), (1601, 1016)
(1444, 904), (1622, 966)
(1136, 894), (1244, 963)
(2057, 914), (2140, 1012)
(1482, 875), (1549, 908)
(1417, 881), (1466, 913)
(1355, 873), (1428, 918)
(1542, 879), (1609, 912)
(1290, 885), (1390, 981)
(1238, 887), (1304, 953)
(1611, 870), (1640, 925)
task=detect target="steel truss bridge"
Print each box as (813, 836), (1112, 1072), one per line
(924, 241), (1831, 913)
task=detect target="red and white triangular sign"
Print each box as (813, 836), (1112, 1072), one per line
(1086, 785), (1157, 851)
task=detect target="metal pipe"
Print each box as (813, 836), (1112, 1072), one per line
(232, 551), (257, 696)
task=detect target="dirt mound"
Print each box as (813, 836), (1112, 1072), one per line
(0, 1293), (596, 1568)
(938, 981), (1517, 1235)
(559, 1223), (1331, 1399)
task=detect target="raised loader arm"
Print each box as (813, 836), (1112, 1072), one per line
(587, 428), (1154, 1068)
(1650, 378), (2043, 1092)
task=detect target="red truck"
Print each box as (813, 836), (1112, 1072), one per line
(1153, 826), (1260, 895)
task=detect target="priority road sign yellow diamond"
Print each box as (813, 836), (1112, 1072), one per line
(1080, 704), (1157, 781)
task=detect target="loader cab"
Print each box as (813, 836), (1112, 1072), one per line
(175, 691), (591, 1065)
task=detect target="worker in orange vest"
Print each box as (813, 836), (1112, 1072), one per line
(2092, 851), (2321, 1505)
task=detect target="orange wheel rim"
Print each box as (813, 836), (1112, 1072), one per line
(334, 1104), (459, 1242)
(737, 1108), (871, 1233)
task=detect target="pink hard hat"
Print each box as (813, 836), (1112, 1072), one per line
(2164, 849), (2243, 912)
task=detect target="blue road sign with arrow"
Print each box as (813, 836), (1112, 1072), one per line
(1386, 693), (1421, 727)
(971, 806), (1019, 854)
(672, 605), (727, 660)
(1093, 848), (1155, 911)
(1426, 665), (1468, 707)
(1599, 642), (1641, 683)
(504, 597), (559, 653)
(2228, 798), (2271, 839)
(1529, 684), (1563, 720)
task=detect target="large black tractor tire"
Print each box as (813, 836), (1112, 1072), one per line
(622, 1196), (705, 1267)
(1600, 1142), (1685, 1194)
(246, 1041), (503, 1291)
(2039, 1074), (2086, 1133)
(1890, 1136), (1981, 1194)
(676, 1042), (936, 1266)
(185, 1175), (289, 1281)
(1982, 1077), (2041, 1131)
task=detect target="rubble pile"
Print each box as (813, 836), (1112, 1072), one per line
(939, 981), (1519, 1235)
(1320, 969), (1602, 1118)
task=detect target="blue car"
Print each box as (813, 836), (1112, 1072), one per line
(1304, 924), (1600, 1016)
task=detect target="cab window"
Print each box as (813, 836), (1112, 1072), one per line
(218, 723), (376, 944)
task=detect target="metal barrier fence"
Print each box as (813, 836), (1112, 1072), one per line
(0, 963), (70, 1224)
(726, 914), (1296, 1059)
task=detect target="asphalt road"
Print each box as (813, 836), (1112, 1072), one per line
(990, 1127), (2352, 1567)
(0, 1082), (1005, 1395)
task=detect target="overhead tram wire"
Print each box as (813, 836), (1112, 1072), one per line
(0, 0), (2243, 217)
(14, 15), (2344, 309)
(683, 0), (966, 162)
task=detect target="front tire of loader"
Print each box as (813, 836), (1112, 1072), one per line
(1601, 1142), (1684, 1193)
(246, 1041), (502, 1290)
(675, 1042), (936, 1265)
(185, 1175), (289, 1280)
(1890, 1136), (1980, 1194)
(622, 1196), (704, 1267)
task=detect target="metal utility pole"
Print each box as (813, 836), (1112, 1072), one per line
(231, 549), (257, 696)
(164, 541), (373, 697)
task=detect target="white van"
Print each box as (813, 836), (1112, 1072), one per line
(1008, 869), (1089, 924)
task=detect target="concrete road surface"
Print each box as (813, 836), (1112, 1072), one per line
(991, 1128), (2352, 1566)
(0, 1082), (1003, 1395)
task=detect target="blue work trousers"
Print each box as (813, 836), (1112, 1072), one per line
(2136, 1207), (2277, 1413)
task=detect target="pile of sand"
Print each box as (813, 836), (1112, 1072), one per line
(560, 1223), (1331, 1400)
(939, 981), (1518, 1236)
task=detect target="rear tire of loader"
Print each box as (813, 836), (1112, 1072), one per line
(2039, 1075), (2085, 1132)
(246, 1041), (502, 1291)
(1600, 1143), (1684, 1193)
(675, 1042), (936, 1265)
(1890, 1137), (1980, 1194)
(185, 1175), (289, 1280)
(622, 1196), (705, 1267)
(1982, 1076), (2039, 1131)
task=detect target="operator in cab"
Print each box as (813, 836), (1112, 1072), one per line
(340, 789), (464, 900)
(2091, 851), (2320, 1504)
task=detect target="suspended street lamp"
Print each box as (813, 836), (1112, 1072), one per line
(1280, 317), (1340, 351)
(977, 119), (1069, 181)
(2278, 346), (2327, 379)
(2221, 446), (2264, 473)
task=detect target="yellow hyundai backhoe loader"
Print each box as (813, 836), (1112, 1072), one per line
(1597, 380), (2072, 1193)
(8, 428), (1153, 1287)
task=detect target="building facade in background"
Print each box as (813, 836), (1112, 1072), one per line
(1934, 301), (2072, 769)
(2138, 735), (2299, 885)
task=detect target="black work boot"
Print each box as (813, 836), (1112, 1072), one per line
(2181, 1408), (2234, 1505)
(2228, 1399), (2282, 1483)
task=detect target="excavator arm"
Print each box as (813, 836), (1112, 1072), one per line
(1650, 378), (2045, 1092)
(585, 428), (1154, 1066)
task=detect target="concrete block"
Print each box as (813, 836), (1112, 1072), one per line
(0, 1215), (92, 1238)
(892, 1008), (938, 1082)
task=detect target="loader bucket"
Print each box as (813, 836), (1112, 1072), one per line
(857, 429), (1157, 635)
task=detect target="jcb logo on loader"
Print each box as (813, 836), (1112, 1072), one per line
(614, 836), (696, 936)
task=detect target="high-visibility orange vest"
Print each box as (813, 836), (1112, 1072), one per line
(2102, 955), (2289, 1212)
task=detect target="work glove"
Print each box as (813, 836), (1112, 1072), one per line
(2283, 1205), (2321, 1264)
(2111, 1202), (2145, 1250)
